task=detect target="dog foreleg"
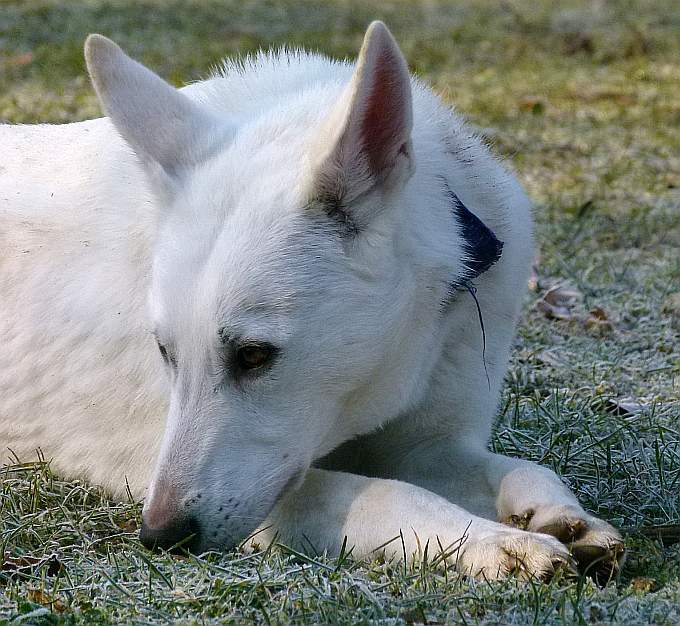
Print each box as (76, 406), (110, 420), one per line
(489, 452), (625, 581)
(405, 443), (626, 582)
(250, 468), (573, 580)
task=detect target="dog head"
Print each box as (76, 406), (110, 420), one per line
(85, 22), (500, 552)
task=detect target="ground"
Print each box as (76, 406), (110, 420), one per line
(1, 1), (678, 624)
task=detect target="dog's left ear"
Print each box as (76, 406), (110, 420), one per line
(312, 21), (414, 230)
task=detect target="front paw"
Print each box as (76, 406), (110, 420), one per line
(457, 530), (576, 581)
(505, 505), (625, 584)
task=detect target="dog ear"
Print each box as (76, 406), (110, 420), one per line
(312, 21), (414, 231)
(85, 35), (228, 189)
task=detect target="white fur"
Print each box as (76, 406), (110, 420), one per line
(0, 22), (622, 579)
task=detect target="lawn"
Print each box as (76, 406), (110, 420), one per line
(1, 1), (679, 624)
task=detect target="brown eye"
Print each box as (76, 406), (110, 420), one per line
(235, 344), (276, 371)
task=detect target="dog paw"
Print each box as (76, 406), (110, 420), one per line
(506, 505), (625, 584)
(458, 530), (576, 581)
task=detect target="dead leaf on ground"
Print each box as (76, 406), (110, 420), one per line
(118, 518), (138, 532)
(600, 397), (650, 417)
(26, 589), (67, 612)
(630, 577), (659, 593)
(584, 306), (615, 334)
(536, 284), (582, 320)
(537, 299), (571, 320)
(1, 553), (41, 572)
(1, 552), (63, 577)
(2, 52), (34, 68)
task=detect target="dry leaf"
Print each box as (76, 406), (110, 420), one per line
(536, 284), (582, 320)
(27, 589), (51, 605)
(2, 52), (34, 68)
(1, 552), (63, 578)
(26, 589), (67, 612)
(543, 285), (582, 306)
(1, 553), (41, 572)
(601, 398), (649, 417)
(118, 518), (138, 532)
(584, 306), (615, 334)
(537, 300), (571, 319)
(630, 577), (658, 593)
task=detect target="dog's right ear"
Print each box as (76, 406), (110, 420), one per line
(85, 35), (228, 190)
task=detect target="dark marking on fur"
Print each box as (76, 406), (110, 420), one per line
(438, 178), (500, 389)
(153, 333), (177, 369)
(442, 179), (504, 286)
(314, 192), (360, 236)
(442, 135), (477, 166)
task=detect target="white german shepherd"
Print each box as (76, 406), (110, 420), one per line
(0, 22), (624, 580)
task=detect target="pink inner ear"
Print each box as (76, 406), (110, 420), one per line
(360, 48), (409, 177)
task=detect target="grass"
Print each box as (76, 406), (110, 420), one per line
(1, 0), (679, 623)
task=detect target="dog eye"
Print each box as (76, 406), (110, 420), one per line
(235, 344), (276, 371)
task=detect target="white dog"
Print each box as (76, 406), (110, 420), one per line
(0, 22), (624, 580)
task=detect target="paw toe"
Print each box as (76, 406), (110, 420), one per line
(503, 536), (577, 581)
(534, 517), (588, 542)
(572, 530), (625, 584)
(464, 531), (576, 581)
(512, 505), (626, 583)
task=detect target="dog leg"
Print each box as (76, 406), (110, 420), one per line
(489, 453), (625, 582)
(251, 468), (574, 580)
(404, 443), (625, 583)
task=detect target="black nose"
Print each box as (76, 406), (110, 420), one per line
(139, 516), (201, 553)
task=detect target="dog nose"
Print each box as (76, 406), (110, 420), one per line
(139, 516), (201, 553)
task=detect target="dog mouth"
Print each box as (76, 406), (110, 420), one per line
(206, 465), (308, 553)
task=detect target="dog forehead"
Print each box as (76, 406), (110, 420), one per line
(151, 107), (343, 321)
(154, 192), (336, 322)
